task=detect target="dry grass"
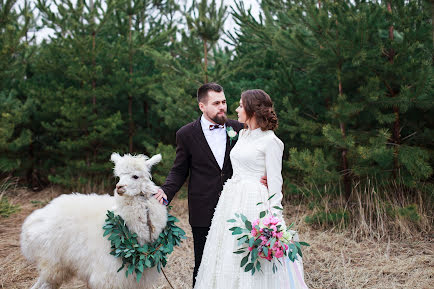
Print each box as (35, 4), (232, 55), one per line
(0, 186), (432, 289)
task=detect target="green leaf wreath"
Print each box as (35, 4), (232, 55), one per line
(103, 208), (186, 283)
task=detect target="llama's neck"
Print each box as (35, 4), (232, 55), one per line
(114, 195), (151, 245)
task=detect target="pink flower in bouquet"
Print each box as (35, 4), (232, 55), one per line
(262, 216), (271, 227)
(272, 230), (283, 238)
(274, 248), (284, 258)
(270, 225), (277, 232)
(251, 229), (257, 237)
(248, 246), (253, 252)
(270, 216), (280, 225)
(266, 250), (273, 261)
(273, 240), (280, 248)
(252, 219), (260, 227)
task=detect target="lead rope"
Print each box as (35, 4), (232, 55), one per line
(161, 268), (175, 289)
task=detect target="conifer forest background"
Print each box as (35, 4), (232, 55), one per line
(1, 0), (433, 238)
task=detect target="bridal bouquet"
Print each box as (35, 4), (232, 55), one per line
(227, 194), (309, 275)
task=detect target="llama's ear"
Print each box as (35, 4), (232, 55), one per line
(146, 154), (162, 167)
(111, 153), (122, 164)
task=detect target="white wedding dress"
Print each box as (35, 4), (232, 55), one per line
(194, 128), (308, 289)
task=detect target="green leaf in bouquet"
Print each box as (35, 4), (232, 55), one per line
(227, 219), (236, 223)
(253, 238), (262, 246)
(268, 193), (276, 201)
(232, 228), (243, 235)
(240, 214), (247, 223)
(249, 237), (255, 247)
(245, 220), (252, 231)
(244, 262), (254, 272)
(240, 255), (249, 267)
(269, 237), (276, 248)
(287, 223), (294, 230)
(263, 246), (268, 257)
(256, 260), (261, 272)
(292, 247), (298, 260)
(272, 263), (277, 273)
(233, 249), (246, 254)
(237, 236), (248, 246)
(259, 211), (266, 218)
(251, 266), (256, 275)
(251, 248), (258, 262)
(235, 213), (239, 218)
(229, 226), (240, 231)
(296, 244), (303, 258)
(273, 206), (283, 210)
(299, 241), (310, 246)
(256, 202), (263, 206)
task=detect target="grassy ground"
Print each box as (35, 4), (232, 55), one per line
(0, 187), (432, 289)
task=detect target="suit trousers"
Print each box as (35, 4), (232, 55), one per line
(191, 226), (210, 287)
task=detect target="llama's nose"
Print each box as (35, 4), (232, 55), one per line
(116, 185), (126, 195)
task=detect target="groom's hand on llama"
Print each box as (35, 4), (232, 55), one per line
(154, 188), (168, 205)
(260, 176), (268, 188)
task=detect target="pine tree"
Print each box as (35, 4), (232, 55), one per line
(229, 0), (433, 195)
(0, 0), (34, 178)
(34, 0), (124, 188)
(185, 0), (228, 83)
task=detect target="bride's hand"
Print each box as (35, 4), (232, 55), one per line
(260, 176), (268, 188)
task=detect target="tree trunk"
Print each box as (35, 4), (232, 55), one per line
(333, 8), (352, 198)
(203, 38), (208, 83)
(337, 64), (351, 199)
(432, 0), (434, 56)
(92, 30), (96, 110)
(388, 2), (400, 179)
(128, 14), (134, 153)
(90, 0), (96, 111)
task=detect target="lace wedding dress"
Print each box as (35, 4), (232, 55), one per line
(194, 128), (308, 289)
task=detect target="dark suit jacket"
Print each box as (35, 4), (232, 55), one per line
(161, 117), (244, 227)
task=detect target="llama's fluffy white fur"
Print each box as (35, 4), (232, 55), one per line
(21, 153), (168, 289)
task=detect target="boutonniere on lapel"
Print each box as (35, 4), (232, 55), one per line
(226, 126), (238, 146)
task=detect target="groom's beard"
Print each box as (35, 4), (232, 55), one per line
(210, 111), (227, 125)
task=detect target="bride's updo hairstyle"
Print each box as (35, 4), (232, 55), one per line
(241, 89), (278, 131)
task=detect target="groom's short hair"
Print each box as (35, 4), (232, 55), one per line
(197, 83), (223, 103)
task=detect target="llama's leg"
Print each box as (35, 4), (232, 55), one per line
(30, 265), (69, 289)
(30, 277), (60, 289)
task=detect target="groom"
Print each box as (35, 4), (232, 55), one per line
(153, 83), (244, 286)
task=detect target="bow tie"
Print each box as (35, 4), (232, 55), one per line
(209, 124), (224, 130)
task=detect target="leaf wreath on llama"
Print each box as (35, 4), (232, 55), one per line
(103, 207), (186, 283)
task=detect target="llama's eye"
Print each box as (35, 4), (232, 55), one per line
(132, 175), (139, 179)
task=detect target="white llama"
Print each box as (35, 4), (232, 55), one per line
(20, 153), (168, 289)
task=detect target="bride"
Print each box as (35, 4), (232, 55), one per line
(194, 89), (308, 289)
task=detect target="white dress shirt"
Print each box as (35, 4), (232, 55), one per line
(200, 115), (227, 169)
